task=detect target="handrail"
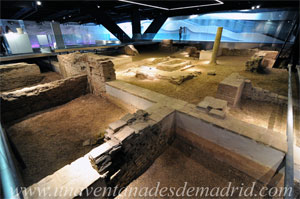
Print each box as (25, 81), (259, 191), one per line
(0, 123), (23, 199)
(284, 64), (294, 199)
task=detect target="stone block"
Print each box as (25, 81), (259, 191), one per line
(108, 120), (127, 133)
(208, 98), (228, 111)
(216, 74), (245, 107)
(208, 109), (226, 119)
(114, 126), (135, 143)
(196, 100), (210, 111)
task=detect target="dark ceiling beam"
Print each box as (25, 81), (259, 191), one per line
(142, 14), (168, 40)
(86, 8), (132, 43)
(11, 7), (33, 19)
(131, 9), (141, 41)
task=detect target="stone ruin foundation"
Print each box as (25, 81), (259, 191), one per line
(216, 72), (287, 108)
(0, 62), (42, 91)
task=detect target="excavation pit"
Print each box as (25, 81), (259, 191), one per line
(6, 94), (129, 186)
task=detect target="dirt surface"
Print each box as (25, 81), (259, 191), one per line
(116, 54), (297, 104)
(114, 52), (300, 145)
(39, 71), (63, 84)
(117, 138), (300, 199)
(7, 94), (127, 187)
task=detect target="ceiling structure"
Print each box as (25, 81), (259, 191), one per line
(1, 0), (299, 24)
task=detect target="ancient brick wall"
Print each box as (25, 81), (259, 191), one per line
(57, 52), (116, 95)
(88, 108), (175, 196)
(57, 52), (88, 78)
(86, 55), (116, 95)
(242, 79), (287, 104)
(1, 75), (88, 123)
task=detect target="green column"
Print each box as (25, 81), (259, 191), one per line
(209, 27), (223, 65)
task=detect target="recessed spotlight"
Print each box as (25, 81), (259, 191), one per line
(251, 6), (255, 9)
(36, 1), (42, 6)
(97, 5), (100, 8)
(256, 5), (260, 9)
(69, 15), (71, 18)
(63, 16), (66, 19)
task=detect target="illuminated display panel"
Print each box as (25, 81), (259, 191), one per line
(153, 9), (297, 43)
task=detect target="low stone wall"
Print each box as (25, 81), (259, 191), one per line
(221, 48), (258, 56)
(1, 74), (88, 123)
(216, 73), (287, 106)
(242, 79), (287, 104)
(0, 62), (42, 91)
(89, 108), (175, 194)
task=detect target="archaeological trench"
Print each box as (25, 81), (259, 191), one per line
(1, 41), (300, 198)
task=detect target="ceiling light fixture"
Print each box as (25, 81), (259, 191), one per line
(97, 5), (100, 8)
(256, 5), (260, 8)
(117, 0), (223, 11)
(251, 6), (255, 9)
(36, 1), (42, 6)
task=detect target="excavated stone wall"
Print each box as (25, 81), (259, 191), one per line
(86, 55), (116, 95)
(221, 48), (258, 56)
(216, 73), (287, 107)
(242, 79), (287, 104)
(1, 53), (116, 123)
(57, 52), (88, 78)
(1, 75), (88, 123)
(0, 62), (42, 91)
(88, 108), (175, 196)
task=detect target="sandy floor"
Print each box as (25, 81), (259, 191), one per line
(117, 138), (298, 199)
(7, 94), (127, 187)
(39, 71), (63, 84)
(115, 53), (298, 104)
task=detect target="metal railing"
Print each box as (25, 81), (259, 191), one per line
(284, 64), (295, 199)
(0, 123), (23, 199)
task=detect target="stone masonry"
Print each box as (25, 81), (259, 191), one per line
(58, 52), (116, 95)
(88, 108), (174, 196)
(242, 79), (287, 104)
(1, 74), (88, 123)
(216, 73), (245, 107)
(197, 96), (227, 119)
(57, 52), (88, 78)
(216, 73), (287, 106)
(0, 62), (42, 91)
(86, 55), (116, 95)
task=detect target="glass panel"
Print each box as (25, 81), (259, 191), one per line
(154, 8), (297, 44)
